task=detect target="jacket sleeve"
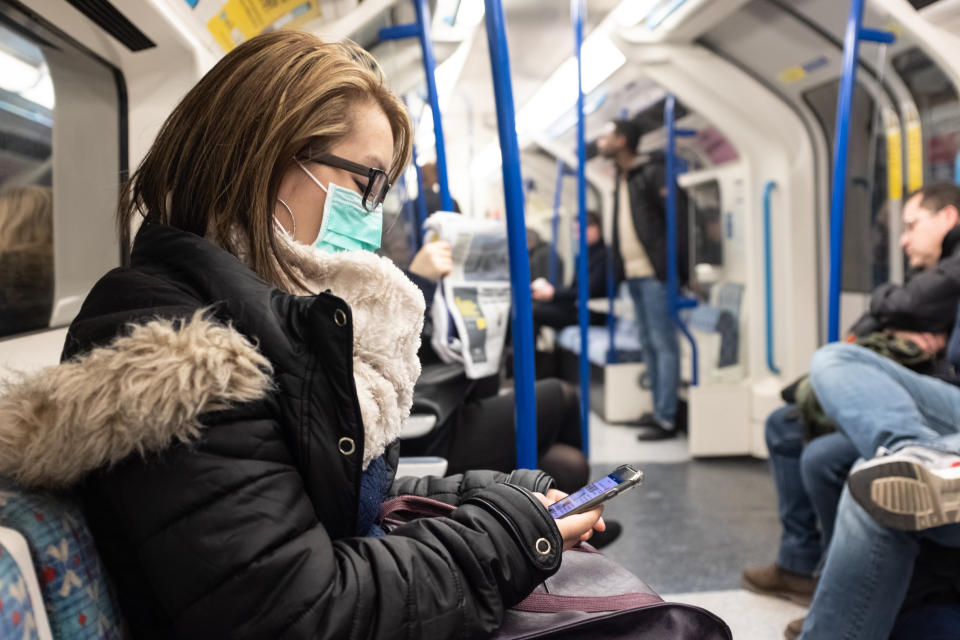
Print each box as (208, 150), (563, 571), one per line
(82, 411), (561, 640)
(868, 259), (960, 333)
(390, 468), (556, 505)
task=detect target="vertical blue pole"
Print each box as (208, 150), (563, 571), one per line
(573, 0), (590, 456)
(763, 180), (781, 375)
(413, 149), (428, 249)
(665, 96), (679, 318)
(413, 0), (454, 212)
(665, 95), (699, 386)
(549, 159), (565, 286)
(605, 245), (617, 364)
(483, 0), (538, 470)
(827, 0), (866, 342)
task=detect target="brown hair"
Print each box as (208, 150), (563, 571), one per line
(0, 185), (53, 313)
(909, 183), (960, 217)
(118, 31), (413, 291)
(0, 185), (52, 251)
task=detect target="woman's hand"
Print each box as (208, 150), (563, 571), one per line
(533, 490), (605, 551)
(409, 240), (453, 281)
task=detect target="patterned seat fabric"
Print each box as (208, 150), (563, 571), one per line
(0, 534), (42, 640)
(0, 480), (125, 639)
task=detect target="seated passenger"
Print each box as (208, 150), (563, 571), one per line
(743, 184), (960, 605)
(419, 161), (462, 214)
(530, 210), (614, 338)
(527, 227), (559, 284)
(0, 32), (606, 638)
(795, 319), (960, 639)
(401, 238), (593, 498)
(0, 185), (54, 336)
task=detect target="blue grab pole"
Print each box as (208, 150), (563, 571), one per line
(573, 0), (590, 456)
(827, 0), (867, 342)
(763, 180), (781, 375)
(605, 249), (617, 364)
(549, 159), (565, 286)
(413, 150), (428, 249)
(483, 0), (538, 470)
(412, 0), (454, 212)
(665, 95), (699, 386)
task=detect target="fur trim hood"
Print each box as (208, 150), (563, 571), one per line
(0, 313), (273, 489)
(0, 233), (424, 487)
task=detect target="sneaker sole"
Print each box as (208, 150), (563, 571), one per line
(848, 459), (960, 531)
(740, 576), (813, 606)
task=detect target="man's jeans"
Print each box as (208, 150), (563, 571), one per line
(797, 342), (960, 639)
(626, 277), (678, 425)
(799, 487), (960, 639)
(766, 406), (857, 575)
(809, 343), (960, 457)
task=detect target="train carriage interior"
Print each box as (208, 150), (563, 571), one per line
(3, 0), (960, 638)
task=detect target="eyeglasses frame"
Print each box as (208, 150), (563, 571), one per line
(298, 148), (391, 212)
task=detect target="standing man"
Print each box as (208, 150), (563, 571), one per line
(597, 119), (687, 440)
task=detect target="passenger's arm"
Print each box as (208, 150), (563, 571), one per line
(390, 468), (556, 506)
(869, 262), (960, 333)
(84, 415), (562, 640)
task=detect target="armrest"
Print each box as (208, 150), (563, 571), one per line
(401, 414), (438, 439)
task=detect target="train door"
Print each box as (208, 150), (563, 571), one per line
(600, 31), (819, 456)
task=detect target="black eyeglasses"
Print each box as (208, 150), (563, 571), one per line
(299, 149), (391, 212)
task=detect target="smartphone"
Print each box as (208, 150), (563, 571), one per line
(547, 464), (644, 518)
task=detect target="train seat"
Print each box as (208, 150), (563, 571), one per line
(0, 479), (125, 639)
(680, 281), (745, 385)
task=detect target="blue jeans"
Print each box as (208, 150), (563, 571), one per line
(798, 342), (960, 639)
(809, 343), (960, 457)
(626, 277), (678, 425)
(766, 407), (857, 575)
(799, 487), (960, 640)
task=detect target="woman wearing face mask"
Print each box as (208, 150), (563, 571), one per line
(0, 32), (605, 638)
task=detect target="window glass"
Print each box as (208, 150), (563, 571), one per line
(0, 20), (53, 337)
(687, 180), (723, 269)
(804, 80), (889, 291)
(893, 47), (960, 185)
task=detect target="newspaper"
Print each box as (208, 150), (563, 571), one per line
(426, 213), (512, 379)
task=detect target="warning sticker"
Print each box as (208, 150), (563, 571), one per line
(206, 0), (321, 52)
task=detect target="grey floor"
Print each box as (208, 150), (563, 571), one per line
(587, 415), (809, 639)
(595, 457), (781, 594)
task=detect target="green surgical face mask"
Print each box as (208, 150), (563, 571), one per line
(296, 158), (383, 254)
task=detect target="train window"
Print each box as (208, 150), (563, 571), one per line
(687, 180), (723, 268)
(0, 6), (124, 340)
(803, 80), (889, 292)
(892, 47), (960, 185)
(0, 20), (53, 338)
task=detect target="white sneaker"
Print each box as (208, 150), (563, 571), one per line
(847, 445), (960, 531)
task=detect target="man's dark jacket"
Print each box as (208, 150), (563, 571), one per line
(611, 151), (689, 286)
(851, 226), (960, 336)
(56, 224), (561, 639)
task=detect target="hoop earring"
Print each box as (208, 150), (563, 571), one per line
(276, 198), (296, 237)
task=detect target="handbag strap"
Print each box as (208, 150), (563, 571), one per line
(511, 592), (663, 613)
(377, 495), (456, 530)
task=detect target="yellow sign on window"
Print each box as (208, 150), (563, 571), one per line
(207, 0), (321, 52)
(884, 109), (902, 202)
(905, 107), (923, 193)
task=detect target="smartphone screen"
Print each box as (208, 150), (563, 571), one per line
(547, 465), (642, 518)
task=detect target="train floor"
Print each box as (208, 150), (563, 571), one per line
(589, 413), (806, 639)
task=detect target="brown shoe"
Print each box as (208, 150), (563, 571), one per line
(784, 617), (805, 640)
(741, 563), (816, 605)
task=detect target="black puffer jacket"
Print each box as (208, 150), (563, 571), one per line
(851, 226), (960, 336)
(612, 152), (689, 285)
(32, 224), (563, 638)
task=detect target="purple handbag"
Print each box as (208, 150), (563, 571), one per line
(378, 496), (731, 640)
